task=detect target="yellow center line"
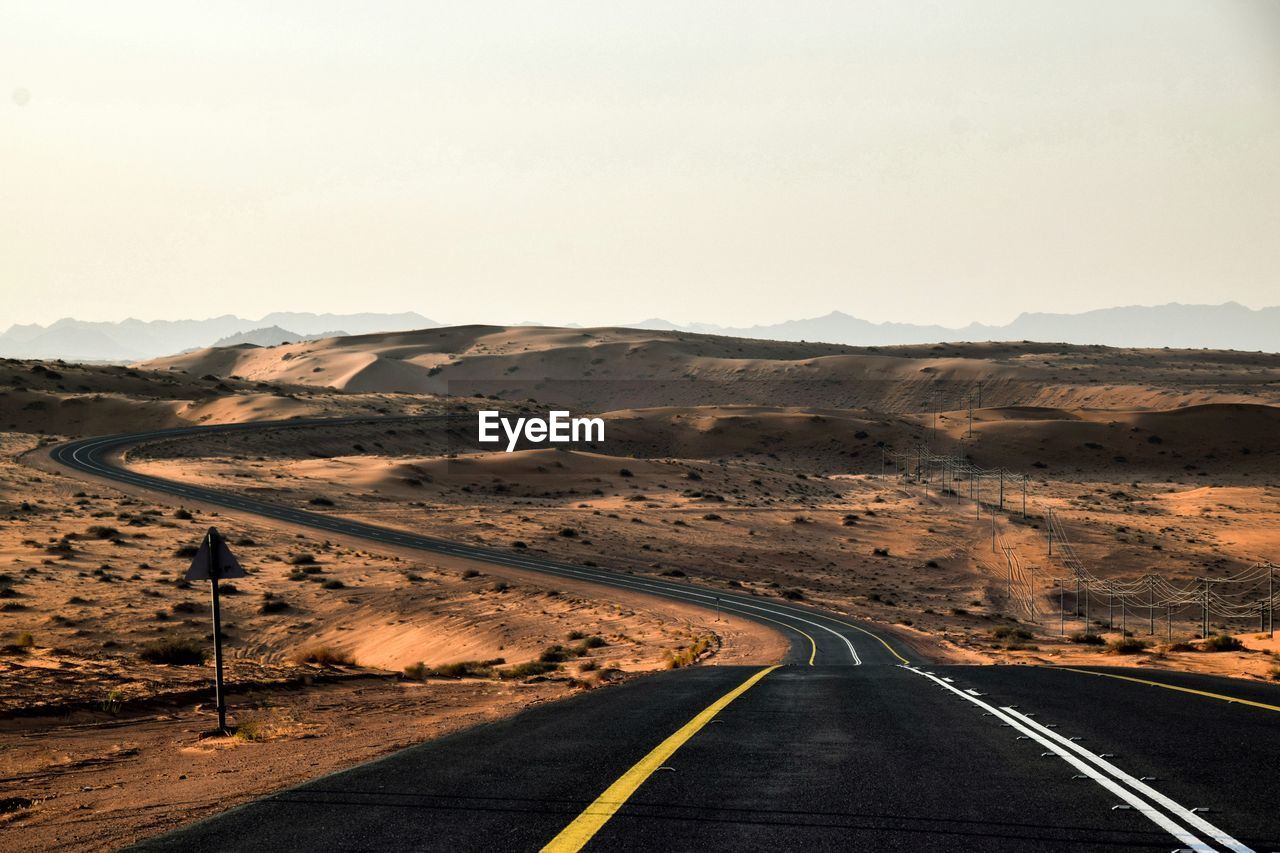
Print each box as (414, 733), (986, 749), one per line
(808, 612), (910, 664)
(730, 609), (816, 666)
(540, 665), (781, 853)
(1050, 666), (1280, 713)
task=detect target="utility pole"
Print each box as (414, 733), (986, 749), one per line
(968, 392), (974, 439)
(1021, 476), (1027, 519)
(976, 381), (982, 409)
(1269, 564), (1274, 639)
(991, 504), (997, 552)
(1059, 580), (1065, 637)
(1083, 579), (1090, 632)
(1148, 575), (1155, 636)
(1047, 509), (1053, 557)
(1107, 588), (1114, 631)
(1202, 578), (1209, 638)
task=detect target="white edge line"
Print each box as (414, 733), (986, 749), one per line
(1001, 707), (1252, 853)
(902, 666), (1215, 853)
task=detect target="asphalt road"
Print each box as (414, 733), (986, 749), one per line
(49, 421), (1280, 852)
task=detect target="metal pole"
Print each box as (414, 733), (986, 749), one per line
(1084, 579), (1090, 632)
(1202, 578), (1209, 638)
(1059, 581), (1065, 637)
(991, 504), (997, 552)
(1108, 589), (1113, 631)
(1148, 576), (1155, 636)
(207, 530), (228, 735)
(1269, 564), (1274, 639)
(1047, 509), (1053, 557)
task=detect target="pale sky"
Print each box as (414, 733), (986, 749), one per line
(3, 1), (1278, 328)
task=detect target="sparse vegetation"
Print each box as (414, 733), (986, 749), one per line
(1202, 634), (1244, 652)
(293, 645), (356, 666)
(666, 634), (716, 669)
(140, 636), (207, 665)
(1068, 631), (1105, 646)
(1108, 636), (1149, 655)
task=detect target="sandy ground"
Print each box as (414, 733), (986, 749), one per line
(0, 432), (784, 851)
(2, 329), (1278, 849)
(131, 437), (1280, 684)
(0, 677), (569, 852)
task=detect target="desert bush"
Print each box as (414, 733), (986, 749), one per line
(258, 594), (289, 614)
(174, 545), (199, 558)
(140, 636), (207, 665)
(567, 630), (586, 641)
(403, 661), (428, 681)
(173, 508), (193, 520)
(320, 579), (345, 590)
(86, 525), (119, 539)
(1202, 634), (1244, 652)
(428, 659), (503, 678)
(1068, 631), (1105, 646)
(666, 635), (715, 669)
(289, 553), (316, 566)
(1108, 637), (1149, 655)
(498, 661), (559, 679)
(308, 496), (335, 507)
(539, 645), (571, 663)
(293, 645), (355, 666)
(993, 626), (1034, 641)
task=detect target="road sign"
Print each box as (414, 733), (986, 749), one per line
(184, 527), (245, 734)
(186, 527), (246, 581)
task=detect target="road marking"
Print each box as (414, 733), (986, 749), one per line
(902, 666), (1221, 853)
(56, 428), (902, 668)
(540, 665), (779, 853)
(719, 608), (816, 666)
(1000, 707), (1252, 853)
(1051, 666), (1280, 714)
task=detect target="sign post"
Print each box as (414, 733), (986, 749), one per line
(185, 527), (246, 734)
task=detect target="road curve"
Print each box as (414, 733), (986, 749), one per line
(47, 420), (1280, 852)
(51, 418), (907, 668)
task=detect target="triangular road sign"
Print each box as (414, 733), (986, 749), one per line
(185, 527), (246, 581)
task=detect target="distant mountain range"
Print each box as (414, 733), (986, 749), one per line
(2, 303), (1275, 362)
(628, 302), (1280, 352)
(0, 312), (436, 362)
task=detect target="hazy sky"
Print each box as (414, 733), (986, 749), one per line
(3, 1), (1278, 328)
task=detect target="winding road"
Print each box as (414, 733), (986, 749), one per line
(49, 421), (1280, 852)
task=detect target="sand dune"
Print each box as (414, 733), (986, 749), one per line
(141, 325), (1280, 412)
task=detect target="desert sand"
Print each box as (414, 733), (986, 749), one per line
(2, 328), (1278, 848)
